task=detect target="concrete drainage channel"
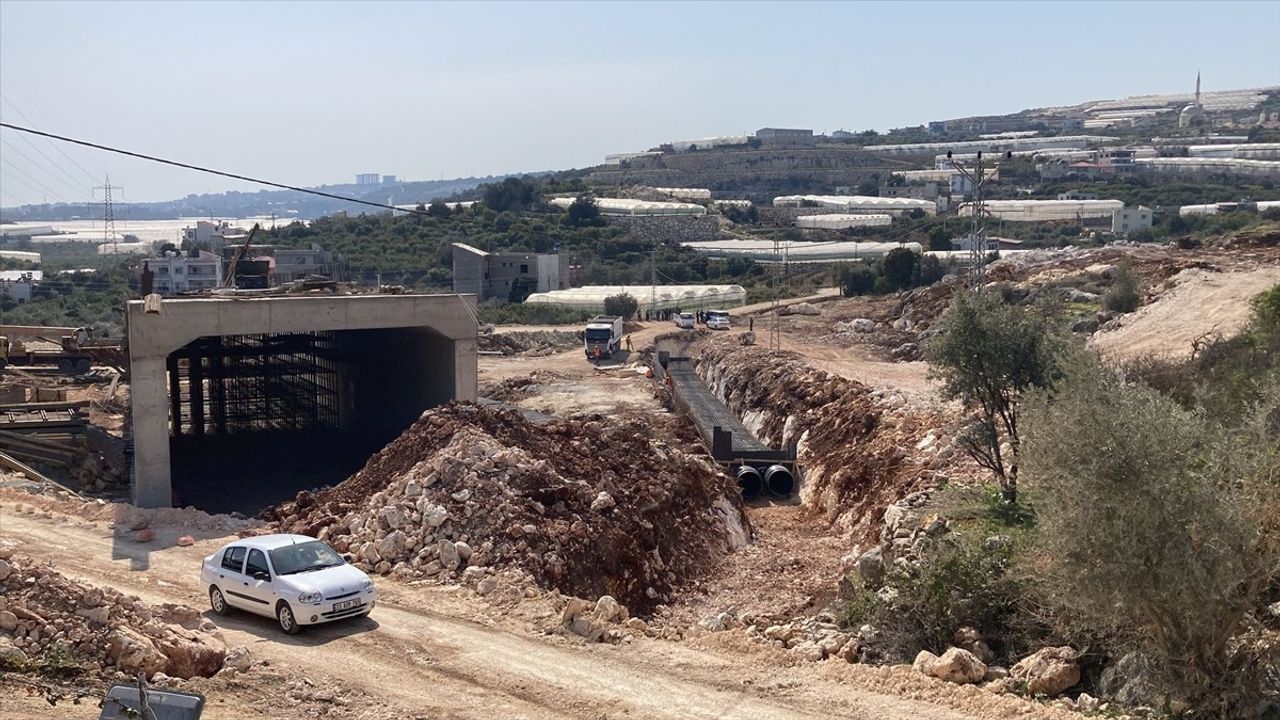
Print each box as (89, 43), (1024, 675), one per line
(658, 351), (798, 501)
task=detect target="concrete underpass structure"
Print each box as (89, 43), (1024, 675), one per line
(126, 294), (478, 510)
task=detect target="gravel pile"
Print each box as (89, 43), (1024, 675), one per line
(268, 403), (747, 612)
(0, 553), (226, 680)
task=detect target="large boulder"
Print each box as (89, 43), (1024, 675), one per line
(1098, 651), (1161, 706)
(1011, 646), (1080, 696)
(928, 647), (987, 684)
(107, 627), (168, 678)
(154, 625), (227, 679)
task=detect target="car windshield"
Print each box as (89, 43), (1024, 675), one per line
(269, 540), (345, 576)
(708, 311), (728, 319)
(585, 328), (612, 342)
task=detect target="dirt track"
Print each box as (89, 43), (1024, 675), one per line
(0, 494), (1073, 720)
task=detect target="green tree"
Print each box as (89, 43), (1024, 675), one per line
(928, 292), (1065, 503)
(565, 195), (601, 227)
(603, 293), (639, 319)
(879, 247), (919, 291)
(426, 199), (452, 218)
(927, 225), (953, 252)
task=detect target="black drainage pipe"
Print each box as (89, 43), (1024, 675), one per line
(764, 465), (795, 497)
(735, 465), (762, 500)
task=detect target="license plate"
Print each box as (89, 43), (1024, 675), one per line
(334, 600), (360, 611)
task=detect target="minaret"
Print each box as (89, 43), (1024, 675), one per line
(1195, 72), (1201, 107)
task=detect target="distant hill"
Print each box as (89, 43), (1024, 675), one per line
(0, 175), (516, 222)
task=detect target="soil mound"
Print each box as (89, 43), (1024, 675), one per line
(268, 403), (746, 612)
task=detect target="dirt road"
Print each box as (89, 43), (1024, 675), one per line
(0, 496), (1064, 720)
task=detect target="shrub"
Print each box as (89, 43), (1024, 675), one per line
(1102, 262), (1140, 313)
(840, 265), (878, 296)
(840, 536), (1038, 663)
(603, 293), (639, 319)
(1022, 356), (1280, 716)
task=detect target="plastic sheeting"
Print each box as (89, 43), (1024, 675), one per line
(1134, 157), (1280, 178)
(772, 195), (936, 216)
(548, 197), (707, 216)
(524, 284), (746, 312)
(958, 199), (1124, 222)
(868, 135), (1116, 156)
(795, 214), (893, 230)
(683, 239), (923, 263)
(1180, 200), (1280, 217)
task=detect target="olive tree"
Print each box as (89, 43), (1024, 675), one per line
(928, 291), (1064, 503)
(1022, 357), (1280, 715)
(603, 293), (638, 320)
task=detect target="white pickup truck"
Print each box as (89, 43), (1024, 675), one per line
(584, 315), (624, 359)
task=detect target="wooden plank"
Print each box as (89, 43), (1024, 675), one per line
(0, 430), (82, 452)
(0, 400), (90, 412)
(0, 451), (82, 499)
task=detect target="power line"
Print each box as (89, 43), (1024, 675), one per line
(0, 81), (105, 184)
(0, 135), (90, 196)
(0, 121), (431, 217)
(0, 155), (67, 203)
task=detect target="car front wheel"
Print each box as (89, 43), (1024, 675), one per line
(210, 586), (231, 616)
(276, 601), (302, 635)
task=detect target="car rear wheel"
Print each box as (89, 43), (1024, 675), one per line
(276, 601), (302, 635)
(209, 586), (231, 616)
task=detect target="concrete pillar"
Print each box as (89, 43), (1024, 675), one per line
(130, 356), (173, 508)
(454, 338), (477, 402)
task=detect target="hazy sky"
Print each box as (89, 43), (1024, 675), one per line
(1, 0), (1278, 206)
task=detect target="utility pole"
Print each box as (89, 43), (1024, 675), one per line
(92, 175), (123, 254)
(947, 150), (1008, 291)
(650, 245), (657, 320)
(770, 236), (782, 351)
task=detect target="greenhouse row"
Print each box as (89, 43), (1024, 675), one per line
(795, 214), (893, 230)
(1179, 200), (1280, 217)
(957, 199), (1125, 222)
(548, 197), (707, 216)
(682, 239), (923, 263)
(772, 195), (937, 216)
(1186, 143), (1280, 160)
(654, 187), (713, 201)
(523, 284), (747, 312)
(868, 135), (1116, 156)
(1133, 157), (1280, 178)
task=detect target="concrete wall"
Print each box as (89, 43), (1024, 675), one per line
(127, 294), (477, 508)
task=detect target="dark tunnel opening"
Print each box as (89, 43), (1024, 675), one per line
(166, 328), (455, 514)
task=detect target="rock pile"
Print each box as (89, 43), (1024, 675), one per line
(0, 553), (226, 680)
(269, 403), (746, 613)
(478, 330), (581, 357)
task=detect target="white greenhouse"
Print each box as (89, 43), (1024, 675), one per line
(958, 199), (1125, 222)
(772, 195), (936, 216)
(548, 197), (707, 216)
(1180, 200), (1280, 217)
(868, 135), (1117, 156)
(1134, 157), (1280, 179)
(653, 187), (713, 201)
(796, 214), (893, 230)
(683, 239), (923, 263)
(523, 284), (747, 313)
(1186, 143), (1280, 159)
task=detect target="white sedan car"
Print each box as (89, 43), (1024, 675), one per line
(706, 311), (731, 330)
(200, 534), (376, 635)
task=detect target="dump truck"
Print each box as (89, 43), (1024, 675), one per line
(0, 325), (125, 372)
(584, 315), (623, 360)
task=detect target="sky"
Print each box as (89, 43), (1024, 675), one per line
(1, 0), (1278, 206)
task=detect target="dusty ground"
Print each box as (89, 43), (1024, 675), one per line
(0, 489), (1077, 720)
(1090, 264), (1280, 360)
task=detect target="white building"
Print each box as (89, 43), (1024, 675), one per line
(355, 173), (381, 185)
(182, 220), (249, 252)
(143, 250), (223, 295)
(0, 270), (41, 303)
(1112, 206), (1153, 235)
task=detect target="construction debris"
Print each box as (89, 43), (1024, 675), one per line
(477, 330), (581, 357)
(268, 403), (747, 612)
(0, 553), (227, 681)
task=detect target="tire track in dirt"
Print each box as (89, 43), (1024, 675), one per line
(0, 503), (988, 720)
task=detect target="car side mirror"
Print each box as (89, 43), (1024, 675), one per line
(252, 571), (270, 581)
(341, 554), (353, 563)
